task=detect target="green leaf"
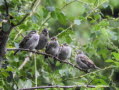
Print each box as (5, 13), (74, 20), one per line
(51, 11), (57, 19)
(112, 52), (119, 61)
(105, 59), (114, 63)
(57, 12), (66, 24)
(114, 62), (119, 67)
(51, 9), (66, 24)
(24, 80), (32, 88)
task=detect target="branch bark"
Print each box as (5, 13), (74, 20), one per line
(4, 0), (9, 16)
(0, 22), (13, 61)
(7, 48), (86, 72)
(20, 85), (109, 90)
(0, 0), (40, 62)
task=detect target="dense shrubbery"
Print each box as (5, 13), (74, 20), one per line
(0, 0), (119, 89)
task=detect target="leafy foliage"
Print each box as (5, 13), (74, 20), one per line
(0, 0), (119, 89)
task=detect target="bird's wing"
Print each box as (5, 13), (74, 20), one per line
(45, 42), (50, 51)
(19, 34), (32, 48)
(80, 55), (95, 67)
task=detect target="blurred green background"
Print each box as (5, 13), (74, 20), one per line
(0, 0), (119, 89)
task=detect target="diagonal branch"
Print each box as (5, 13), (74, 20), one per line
(13, 0), (40, 27)
(20, 85), (109, 90)
(63, 65), (116, 81)
(39, 0), (78, 29)
(13, 14), (29, 27)
(7, 48), (86, 72)
(4, 0), (9, 16)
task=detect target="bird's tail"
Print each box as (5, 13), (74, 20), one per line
(14, 50), (20, 55)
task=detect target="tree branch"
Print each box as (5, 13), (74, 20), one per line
(13, 0), (39, 27)
(63, 65), (116, 81)
(4, 0), (9, 16)
(39, 0), (78, 29)
(0, 23), (13, 59)
(7, 48), (86, 72)
(13, 14), (29, 27)
(13, 53), (32, 78)
(20, 85), (109, 90)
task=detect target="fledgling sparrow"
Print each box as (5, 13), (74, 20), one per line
(36, 28), (49, 50)
(45, 37), (59, 58)
(75, 50), (99, 71)
(58, 43), (72, 60)
(14, 30), (39, 55)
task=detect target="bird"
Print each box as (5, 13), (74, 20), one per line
(45, 37), (59, 58)
(58, 43), (72, 60)
(36, 28), (49, 50)
(75, 50), (99, 71)
(14, 30), (39, 55)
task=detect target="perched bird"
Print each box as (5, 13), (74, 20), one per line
(58, 43), (72, 60)
(14, 30), (39, 55)
(45, 37), (59, 58)
(36, 28), (49, 50)
(75, 50), (99, 71)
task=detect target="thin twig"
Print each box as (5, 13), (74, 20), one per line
(63, 65), (116, 81)
(13, 53), (32, 77)
(18, 56), (30, 70)
(34, 53), (37, 87)
(56, 24), (74, 37)
(39, 0), (78, 28)
(13, 28), (24, 40)
(85, 1), (107, 19)
(20, 85), (109, 90)
(60, 0), (78, 10)
(14, 14), (29, 27)
(4, 0), (9, 16)
(13, 0), (39, 27)
(7, 48), (86, 72)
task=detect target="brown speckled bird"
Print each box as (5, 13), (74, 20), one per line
(45, 37), (59, 58)
(58, 43), (72, 60)
(75, 50), (99, 71)
(36, 28), (49, 50)
(14, 30), (39, 55)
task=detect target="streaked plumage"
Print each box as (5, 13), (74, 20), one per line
(75, 50), (99, 70)
(14, 30), (39, 55)
(36, 28), (49, 50)
(58, 43), (72, 60)
(45, 37), (59, 57)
